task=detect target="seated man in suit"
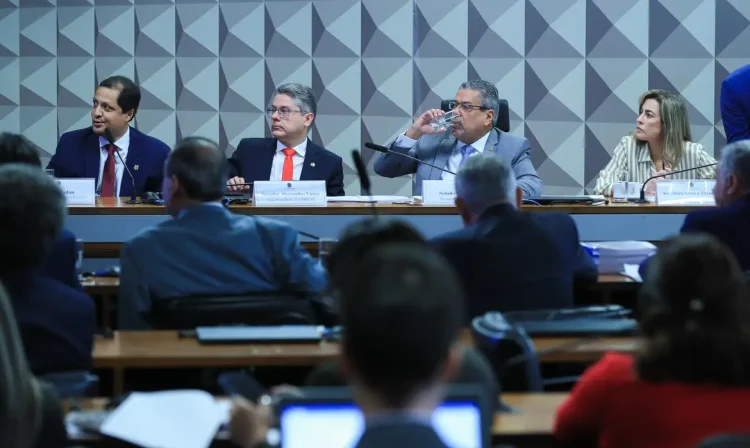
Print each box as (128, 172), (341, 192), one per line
(641, 140), (750, 279)
(0, 164), (95, 374)
(374, 79), (542, 197)
(432, 153), (594, 321)
(47, 75), (170, 197)
(720, 64), (750, 144)
(226, 83), (345, 196)
(230, 244), (465, 448)
(0, 132), (81, 290)
(118, 136), (327, 329)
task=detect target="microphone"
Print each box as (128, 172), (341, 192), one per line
(364, 142), (456, 176)
(104, 128), (139, 204)
(633, 162), (717, 203)
(352, 149), (378, 217)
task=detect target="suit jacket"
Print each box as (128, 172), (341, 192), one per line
(42, 228), (81, 290)
(227, 137), (345, 196)
(118, 203), (328, 329)
(431, 204), (578, 322)
(1, 270), (95, 375)
(355, 421), (449, 448)
(720, 64), (750, 144)
(374, 128), (543, 196)
(47, 126), (170, 197)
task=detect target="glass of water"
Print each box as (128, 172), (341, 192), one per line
(612, 170), (629, 202)
(318, 238), (337, 269)
(430, 110), (459, 131)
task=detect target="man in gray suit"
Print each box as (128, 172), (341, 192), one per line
(374, 80), (542, 197)
(118, 136), (327, 329)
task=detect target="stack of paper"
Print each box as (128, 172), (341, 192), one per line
(327, 195), (414, 204)
(582, 241), (656, 274)
(99, 390), (229, 448)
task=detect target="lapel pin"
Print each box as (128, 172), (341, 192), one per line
(488, 147), (495, 152)
(310, 162), (316, 167)
(134, 165), (139, 170)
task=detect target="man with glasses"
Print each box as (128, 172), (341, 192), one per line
(375, 80), (542, 196)
(226, 83), (345, 196)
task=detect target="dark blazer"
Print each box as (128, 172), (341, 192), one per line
(47, 126), (170, 197)
(1, 270), (95, 375)
(355, 422), (449, 448)
(118, 204), (328, 329)
(720, 64), (750, 144)
(432, 204), (579, 322)
(42, 228), (81, 290)
(227, 137), (345, 196)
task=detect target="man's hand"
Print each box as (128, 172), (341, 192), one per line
(227, 176), (249, 192)
(229, 396), (273, 448)
(405, 109), (447, 140)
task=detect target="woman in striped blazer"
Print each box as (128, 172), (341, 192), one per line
(593, 90), (716, 196)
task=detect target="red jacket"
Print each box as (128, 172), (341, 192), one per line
(554, 353), (750, 448)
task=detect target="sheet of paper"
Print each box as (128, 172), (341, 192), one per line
(99, 390), (226, 448)
(621, 264), (643, 282)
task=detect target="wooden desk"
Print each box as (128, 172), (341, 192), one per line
(93, 330), (636, 394)
(68, 198), (697, 251)
(66, 393), (564, 446)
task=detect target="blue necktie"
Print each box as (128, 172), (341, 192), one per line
(460, 144), (475, 166)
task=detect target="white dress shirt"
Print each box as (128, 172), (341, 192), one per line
(270, 139), (308, 181)
(393, 130), (491, 181)
(96, 127), (130, 196)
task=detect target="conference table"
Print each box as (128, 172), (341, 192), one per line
(66, 393), (566, 447)
(94, 330), (637, 395)
(67, 198), (700, 258)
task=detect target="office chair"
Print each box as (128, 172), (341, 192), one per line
(698, 434), (750, 447)
(149, 292), (317, 330)
(440, 98), (510, 132)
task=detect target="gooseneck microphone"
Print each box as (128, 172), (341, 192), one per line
(364, 142), (456, 176)
(104, 128), (140, 204)
(352, 149), (378, 217)
(633, 162), (717, 203)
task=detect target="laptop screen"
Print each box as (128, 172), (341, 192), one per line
(279, 400), (482, 448)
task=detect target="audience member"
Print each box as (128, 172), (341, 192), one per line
(0, 132), (81, 290)
(117, 137), (327, 329)
(555, 233), (750, 448)
(432, 153), (595, 322)
(0, 282), (67, 448)
(0, 164), (94, 374)
(720, 64), (750, 144)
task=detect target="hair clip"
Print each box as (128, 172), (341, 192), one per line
(689, 298), (704, 312)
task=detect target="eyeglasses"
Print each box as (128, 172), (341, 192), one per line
(266, 108), (307, 119)
(448, 101), (489, 112)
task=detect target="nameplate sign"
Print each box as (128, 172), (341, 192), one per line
(253, 181), (327, 207)
(422, 180), (456, 206)
(655, 180), (716, 206)
(56, 178), (95, 205)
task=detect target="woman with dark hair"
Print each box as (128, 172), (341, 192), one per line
(554, 233), (750, 448)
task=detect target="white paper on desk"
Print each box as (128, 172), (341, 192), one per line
(621, 264), (643, 282)
(99, 390), (227, 448)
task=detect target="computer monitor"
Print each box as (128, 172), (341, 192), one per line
(277, 386), (489, 448)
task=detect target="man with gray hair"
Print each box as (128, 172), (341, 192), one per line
(227, 83), (344, 196)
(431, 153), (595, 320)
(375, 79), (542, 196)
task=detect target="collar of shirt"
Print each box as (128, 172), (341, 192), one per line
(458, 130), (491, 154)
(635, 142), (653, 163)
(276, 138), (307, 157)
(99, 126), (131, 159)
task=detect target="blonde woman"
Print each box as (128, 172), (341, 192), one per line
(0, 282), (66, 448)
(593, 90), (716, 196)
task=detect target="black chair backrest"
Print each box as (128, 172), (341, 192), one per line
(440, 98), (510, 132)
(149, 292), (316, 330)
(698, 434), (750, 447)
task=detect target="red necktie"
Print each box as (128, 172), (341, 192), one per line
(101, 144), (116, 197)
(281, 148), (296, 181)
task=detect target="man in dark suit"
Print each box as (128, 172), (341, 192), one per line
(118, 137), (327, 329)
(47, 75), (170, 197)
(0, 164), (95, 374)
(0, 132), (81, 290)
(641, 141), (750, 279)
(375, 79), (542, 196)
(432, 153), (595, 321)
(720, 64), (750, 144)
(226, 83), (345, 196)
